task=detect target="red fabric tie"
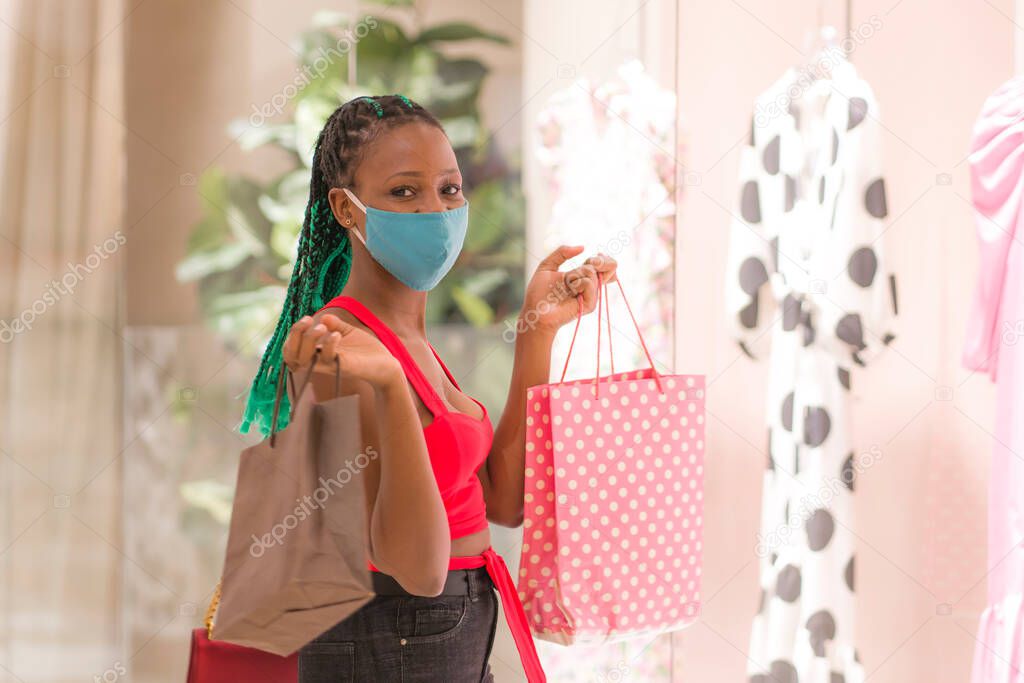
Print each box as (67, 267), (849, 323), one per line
(370, 549), (546, 682)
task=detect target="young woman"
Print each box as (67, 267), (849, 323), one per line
(240, 94), (617, 682)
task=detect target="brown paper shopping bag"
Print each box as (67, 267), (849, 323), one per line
(211, 351), (375, 656)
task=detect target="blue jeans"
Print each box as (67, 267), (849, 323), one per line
(298, 567), (498, 682)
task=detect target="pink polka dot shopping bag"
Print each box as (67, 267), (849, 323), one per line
(517, 274), (706, 645)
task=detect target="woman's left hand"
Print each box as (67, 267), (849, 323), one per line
(519, 245), (618, 337)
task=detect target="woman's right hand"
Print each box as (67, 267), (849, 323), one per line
(282, 314), (402, 389)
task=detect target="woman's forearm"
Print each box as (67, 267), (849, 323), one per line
(485, 323), (556, 527)
(370, 367), (451, 595)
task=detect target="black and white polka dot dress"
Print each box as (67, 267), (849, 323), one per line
(724, 55), (899, 683)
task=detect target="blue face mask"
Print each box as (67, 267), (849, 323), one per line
(342, 187), (469, 291)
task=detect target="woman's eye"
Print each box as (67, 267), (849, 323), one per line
(442, 184), (462, 195)
(390, 186), (414, 197)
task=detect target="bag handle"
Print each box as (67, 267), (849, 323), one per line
(204, 582), (221, 639)
(557, 272), (664, 396)
(269, 347), (341, 447)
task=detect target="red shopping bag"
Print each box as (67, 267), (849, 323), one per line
(185, 581), (296, 683)
(186, 624), (296, 683)
(517, 274), (706, 644)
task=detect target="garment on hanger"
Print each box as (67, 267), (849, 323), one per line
(725, 52), (898, 683)
(536, 58), (677, 379)
(963, 75), (1024, 683)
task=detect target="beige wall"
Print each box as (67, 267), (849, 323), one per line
(125, 0), (248, 324)
(673, 1), (1017, 681)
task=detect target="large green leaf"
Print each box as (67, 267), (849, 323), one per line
(450, 284), (493, 326)
(415, 23), (511, 46)
(186, 169), (230, 254)
(295, 23), (358, 74)
(441, 115), (482, 148)
(205, 285), (288, 349)
(310, 9), (357, 29)
(229, 119), (297, 152)
(461, 268), (510, 297)
(271, 220), (303, 265)
(351, 18), (414, 86)
(365, 0), (415, 7)
(294, 97), (339, 168)
(260, 168), (311, 224)
(424, 277), (455, 325)
(176, 242), (254, 282)
(228, 179), (275, 245)
(465, 180), (513, 251)
(179, 172), (273, 282)
(208, 286), (289, 315)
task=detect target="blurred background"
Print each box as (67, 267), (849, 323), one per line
(0, 0), (1020, 681)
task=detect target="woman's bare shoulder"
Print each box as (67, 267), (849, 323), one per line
(313, 305), (366, 332)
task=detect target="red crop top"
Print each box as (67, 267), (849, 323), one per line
(316, 295), (493, 539)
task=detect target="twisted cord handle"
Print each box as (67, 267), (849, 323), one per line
(204, 581), (221, 639)
(557, 272), (663, 395)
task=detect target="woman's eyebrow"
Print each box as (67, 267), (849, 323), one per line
(385, 168), (459, 181)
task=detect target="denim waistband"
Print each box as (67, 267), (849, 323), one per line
(371, 566), (493, 601)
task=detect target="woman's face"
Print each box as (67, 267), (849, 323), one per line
(329, 121), (464, 228)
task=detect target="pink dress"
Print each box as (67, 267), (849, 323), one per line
(964, 75), (1024, 683)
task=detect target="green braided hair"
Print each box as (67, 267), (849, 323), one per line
(239, 94), (442, 437)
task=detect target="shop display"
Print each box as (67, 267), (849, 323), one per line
(725, 49), (899, 683)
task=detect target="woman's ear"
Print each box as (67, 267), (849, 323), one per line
(327, 187), (355, 228)
(327, 187), (368, 249)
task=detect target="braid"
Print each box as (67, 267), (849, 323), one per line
(239, 94), (443, 436)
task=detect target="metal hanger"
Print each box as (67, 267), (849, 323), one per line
(799, 0), (852, 79)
